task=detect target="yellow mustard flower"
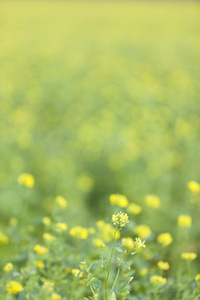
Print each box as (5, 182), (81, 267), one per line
(188, 181), (200, 195)
(51, 294), (62, 300)
(150, 275), (166, 285)
(18, 173), (35, 188)
(157, 261), (170, 270)
(70, 226), (88, 239)
(43, 233), (56, 242)
(127, 203), (142, 215)
(6, 281), (23, 294)
(112, 212), (129, 228)
(43, 217), (51, 226)
(55, 196), (68, 209)
(96, 220), (120, 241)
(140, 268), (148, 276)
(34, 261), (45, 269)
(93, 238), (104, 247)
(88, 227), (96, 234)
(157, 233), (172, 247)
(195, 274), (200, 281)
(178, 215), (192, 228)
(181, 252), (197, 261)
(134, 225), (151, 239)
(109, 194), (129, 207)
(42, 281), (54, 291)
(71, 269), (83, 278)
(56, 222), (68, 232)
(121, 237), (134, 249)
(0, 232), (9, 244)
(3, 263), (13, 272)
(145, 195), (160, 208)
(34, 244), (48, 255)
(134, 237), (146, 250)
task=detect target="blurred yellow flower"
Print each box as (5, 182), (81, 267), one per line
(93, 238), (104, 247)
(188, 181), (200, 195)
(55, 196), (68, 209)
(157, 261), (170, 270)
(195, 274), (200, 281)
(0, 232), (9, 244)
(34, 244), (48, 255)
(43, 217), (51, 226)
(43, 233), (56, 242)
(140, 268), (148, 276)
(71, 269), (83, 278)
(134, 225), (151, 239)
(88, 227), (96, 234)
(178, 215), (192, 228)
(3, 263), (13, 272)
(34, 261), (45, 269)
(6, 281), (23, 294)
(56, 222), (68, 232)
(96, 220), (120, 241)
(145, 195), (160, 208)
(157, 233), (172, 247)
(109, 194), (129, 207)
(121, 237), (134, 249)
(42, 281), (54, 291)
(51, 294), (61, 300)
(18, 173), (34, 188)
(150, 275), (166, 285)
(127, 203), (142, 215)
(181, 252), (197, 261)
(76, 174), (94, 192)
(70, 226), (88, 239)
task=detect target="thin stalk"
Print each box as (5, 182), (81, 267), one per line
(106, 229), (117, 300)
(90, 284), (97, 300)
(109, 267), (120, 297)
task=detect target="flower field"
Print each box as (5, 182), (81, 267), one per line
(0, 1), (200, 299)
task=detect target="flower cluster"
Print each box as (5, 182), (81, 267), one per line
(112, 212), (129, 228)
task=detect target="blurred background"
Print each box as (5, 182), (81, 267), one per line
(0, 1), (200, 262)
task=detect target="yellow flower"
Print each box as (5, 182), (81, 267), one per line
(34, 261), (45, 269)
(6, 281), (23, 294)
(18, 173), (35, 188)
(140, 268), (148, 276)
(157, 233), (172, 247)
(134, 225), (151, 239)
(195, 274), (200, 281)
(51, 294), (62, 300)
(188, 181), (200, 195)
(109, 194), (129, 207)
(145, 195), (160, 208)
(65, 267), (72, 273)
(71, 269), (83, 278)
(10, 218), (18, 226)
(127, 203), (142, 215)
(121, 237), (134, 249)
(43, 217), (51, 226)
(43, 233), (56, 242)
(112, 212), (129, 228)
(96, 221), (120, 242)
(178, 215), (192, 228)
(157, 261), (170, 270)
(134, 237), (146, 250)
(56, 222), (68, 232)
(42, 281), (54, 291)
(88, 227), (96, 234)
(181, 252), (197, 261)
(150, 275), (166, 285)
(55, 196), (68, 209)
(0, 232), (9, 244)
(70, 226), (88, 239)
(34, 244), (49, 255)
(3, 263), (13, 272)
(93, 238), (104, 247)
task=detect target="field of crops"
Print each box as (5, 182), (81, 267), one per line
(0, 1), (200, 299)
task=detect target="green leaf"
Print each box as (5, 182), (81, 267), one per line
(116, 247), (123, 253)
(109, 292), (117, 300)
(121, 262), (131, 270)
(87, 277), (101, 290)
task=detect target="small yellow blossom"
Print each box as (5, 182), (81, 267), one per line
(195, 274), (200, 281)
(10, 218), (18, 226)
(34, 244), (49, 255)
(3, 263), (13, 272)
(127, 203), (142, 215)
(109, 194), (129, 207)
(55, 196), (68, 209)
(150, 275), (166, 285)
(18, 173), (35, 188)
(88, 227), (96, 234)
(145, 195), (160, 208)
(56, 222), (68, 232)
(178, 215), (192, 228)
(93, 238), (104, 247)
(134, 225), (151, 239)
(65, 267), (72, 273)
(188, 181), (200, 195)
(157, 261), (170, 270)
(43, 233), (56, 242)
(51, 294), (62, 300)
(157, 233), (172, 247)
(140, 268), (148, 276)
(71, 269), (83, 278)
(34, 261), (45, 269)
(42, 281), (54, 291)
(181, 252), (197, 261)
(0, 232), (9, 244)
(96, 221), (120, 241)
(112, 212), (129, 228)
(6, 281), (23, 294)
(134, 237), (146, 250)
(121, 237), (134, 249)
(70, 226), (88, 239)
(43, 217), (51, 226)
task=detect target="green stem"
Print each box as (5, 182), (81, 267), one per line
(109, 267), (120, 297)
(106, 229), (117, 300)
(90, 284), (97, 300)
